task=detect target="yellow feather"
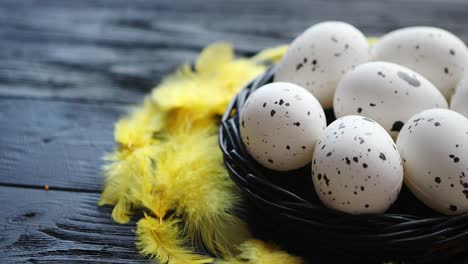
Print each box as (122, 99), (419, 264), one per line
(367, 36), (379, 47)
(133, 126), (251, 256)
(101, 43), (295, 263)
(164, 108), (219, 135)
(127, 143), (176, 220)
(251, 45), (288, 64)
(137, 214), (214, 264)
(216, 239), (303, 264)
(194, 215), (251, 257)
(152, 42), (266, 124)
(195, 42), (234, 73)
(115, 98), (161, 150)
(110, 197), (132, 224)
(99, 152), (126, 206)
(100, 145), (156, 223)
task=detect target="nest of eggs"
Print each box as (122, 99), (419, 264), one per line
(219, 66), (468, 263)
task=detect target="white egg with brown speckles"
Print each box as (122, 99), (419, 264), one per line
(396, 109), (468, 215)
(240, 82), (326, 171)
(312, 115), (403, 214)
(274, 21), (370, 109)
(334, 61), (448, 138)
(372, 27), (468, 100)
(451, 77), (468, 117)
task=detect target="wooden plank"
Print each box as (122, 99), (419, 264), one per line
(0, 186), (150, 263)
(0, 97), (126, 191)
(1, 0), (468, 102)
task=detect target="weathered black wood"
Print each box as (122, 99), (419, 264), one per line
(0, 186), (150, 263)
(1, 0), (468, 102)
(2, 0), (468, 263)
(0, 97), (125, 192)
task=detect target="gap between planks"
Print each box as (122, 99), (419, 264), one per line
(0, 182), (102, 194)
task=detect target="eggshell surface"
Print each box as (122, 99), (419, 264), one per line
(312, 115), (403, 214)
(451, 77), (468, 117)
(240, 82), (326, 171)
(372, 27), (468, 100)
(334, 61), (448, 138)
(396, 109), (468, 215)
(274, 21), (370, 109)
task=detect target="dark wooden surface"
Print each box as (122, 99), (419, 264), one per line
(1, 0), (468, 263)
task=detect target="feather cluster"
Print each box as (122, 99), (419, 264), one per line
(216, 240), (303, 264)
(99, 42), (299, 263)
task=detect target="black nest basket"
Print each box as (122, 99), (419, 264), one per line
(219, 66), (468, 263)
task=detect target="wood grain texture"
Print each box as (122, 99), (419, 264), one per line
(0, 186), (150, 263)
(1, 0), (468, 263)
(1, 0), (468, 102)
(0, 97), (126, 192)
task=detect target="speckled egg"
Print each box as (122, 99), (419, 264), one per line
(312, 115), (403, 214)
(240, 82), (326, 171)
(451, 77), (468, 117)
(396, 109), (468, 215)
(372, 27), (468, 100)
(334, 61), (448, 138)
(274, 21), (370, 109)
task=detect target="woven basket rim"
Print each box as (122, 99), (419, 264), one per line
(218, 66), (468, 261)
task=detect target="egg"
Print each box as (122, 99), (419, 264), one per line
(451, 77), (468, 117)
(240, 82), (326, 171)
(372, 27), (468, 100)
(334, 61), (448, 138)
(274, 21), (370, 109)
(312, 115), (403, 214)
(396, 109), (468, 215)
